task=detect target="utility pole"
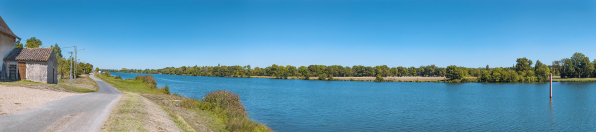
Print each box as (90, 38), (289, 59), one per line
(74, 46), (77, 80)
(69, 52), (73, 84)
(78, 59), (80, 75)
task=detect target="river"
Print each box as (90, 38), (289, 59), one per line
(111, 72), (596, 131)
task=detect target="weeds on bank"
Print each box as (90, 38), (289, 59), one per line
(181, 90), (271, 132)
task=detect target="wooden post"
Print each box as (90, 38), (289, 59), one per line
(550, 73), (552, 98)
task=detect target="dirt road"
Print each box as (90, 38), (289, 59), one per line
(0, 73), (122, 131)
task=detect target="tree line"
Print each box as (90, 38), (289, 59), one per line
(102, 52), (596, 82)
(102, 64), (449, 79)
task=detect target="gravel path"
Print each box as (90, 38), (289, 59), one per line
(0, 73), (122, 132)
(0, 85), (82, 116)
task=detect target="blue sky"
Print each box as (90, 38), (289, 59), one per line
(1, 0), (595, 69)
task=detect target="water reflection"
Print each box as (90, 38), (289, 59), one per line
(549, 99), (555, 130)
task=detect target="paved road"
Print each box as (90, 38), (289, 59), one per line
(0, 73), (122, 132)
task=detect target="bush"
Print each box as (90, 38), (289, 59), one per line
(374, 75), (384, 82)
(180, 97), (200, 109)
(104, 72), (111, 77)
(318, 73), (327, 80)
(198, 90), (270, 131)
(135, 75), (157, 89)
(304, 73), (310, 80)
(328, 74), (334, 81)
(161, 84), (171, 94)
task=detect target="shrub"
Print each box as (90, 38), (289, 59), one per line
(135, 75), (157, 89)
(374, 75), (384, 82)
(303, 73), (310, 80)
(162, 84), (171, 94)
(104, 72), (111, 77)
(328, 74), (334, 81)
(318, 73), (327, 80)
(200, 90), (271, 132)
(180, 97), (200, 109)
(115, 75), (122, 80)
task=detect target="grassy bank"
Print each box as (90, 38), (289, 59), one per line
(0, 74), (98, 93)
(96, 72), (271, 132)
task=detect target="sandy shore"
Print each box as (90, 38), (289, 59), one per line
(0, 85), (82, 116)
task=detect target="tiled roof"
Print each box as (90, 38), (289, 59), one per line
(4, 48), (54, 62)
(0, 15), (19, 39)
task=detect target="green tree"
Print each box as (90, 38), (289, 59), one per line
(586, 61), (595, 78)
(480, 71), (491, 82)
(318, 73), (327, 80)
(279, 65), (288, 79)
(551, 60), (562, 76)
(515, 57), (533, 72)
(15, 41), (23, 48)
(534, 60), (551, 82)
(408, 66), (417, 76)
(571, 52), (591, 78)
(52, 43), (63, 58)
(25, 37), (42, 48)
(446, 65), (464, 80)
(298, 66), (310, 80)
(562, 58), (575, 78)
(397, 66), (407, 77)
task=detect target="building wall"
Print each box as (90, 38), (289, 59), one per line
(0, 33), (16, 79)
(26, 61), (49, 83)
(46, 51), (58, 84)
(4, 61), (51, 83)
(4, 61), (18, 80)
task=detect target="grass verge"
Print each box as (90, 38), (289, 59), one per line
(101, 92), (147, 131)
(0, 74), (98, 93)
(95, 73), (162, 94)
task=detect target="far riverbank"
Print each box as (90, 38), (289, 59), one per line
(109, 72), (596, 83)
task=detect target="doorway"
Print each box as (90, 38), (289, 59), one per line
(18, 62), (26, 80)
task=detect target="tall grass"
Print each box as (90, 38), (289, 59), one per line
(135, 75), (157, 89)
(180, 90), (271, 132)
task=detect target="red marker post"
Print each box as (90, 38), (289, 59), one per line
(550, 73), (552, 98)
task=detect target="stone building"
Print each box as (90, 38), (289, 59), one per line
(0, 15), (58, 84)
(3, 48), (58, 83)
(0, 15), (20, 80)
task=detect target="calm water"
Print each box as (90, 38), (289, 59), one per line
(111, 73), (596, 131)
